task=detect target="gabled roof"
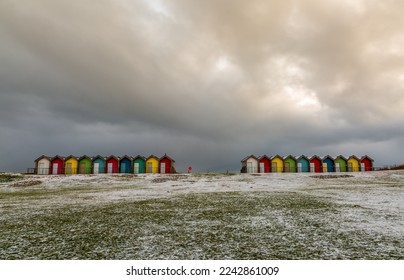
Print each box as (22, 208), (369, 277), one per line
(132, 155), (146, 161)
(361, 155), (374, 162)
(146, 155), (159, 161)
(322, 155), (335, 161)
(271, 155), (284, 161)
(335, 155), (347, 161)
(51, 155), (65, 161)
(160, 153), (175, 162)
(347, 155), (360, 161)
(92, 155), (105, 162)
(258, 155), (271, 161)
(65, 155), (78, 161)
(297, 155), (310, 161)
(106, 155), (119, 161)
(283, 155), (297, 161)
(78, 155), (92, 161)
(120, 155), (133, 161)
(309, 155), (322, 161)
(241, 155), (258, 162)
(35, 155), (51, 162)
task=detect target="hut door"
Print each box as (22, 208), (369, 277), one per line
(66, 163), (72, 174)
(52, 163), (58, 174)
(361, 163), (365, 172)
(284, 162), (290, 172)
(348, 163), (353, 172)
(322, 163), (328, 173)
(160, 163), (166, 174)
(147, 162), (152, 173)
(247, 162), (253, 173)
(80, 163), (85, 174)
(39, 163), (45, 175)
(94, 163), (99, 174)
(272, 162), (277, 173)
(310, 163), (315, 173)
(121, 163), (126, 173)
(134, 163), (139, 174)
(335, 163), (340, 172)
(107, 163), (113, 173)
(259, 162), (264, 173)
(297, 162), (302, 173)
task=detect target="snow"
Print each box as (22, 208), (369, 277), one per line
(0, 171), (403, 259)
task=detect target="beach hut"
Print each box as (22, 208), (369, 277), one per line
(145, 155), (159, 173)
(241, 155), (259, 173)
(334, 156), (347, 172)
(64, 156), (78, 175)
(322, 155), (335, 173)
(271, 155), (284, 173)
(78, 155), (92, 174)
(50, 155), (64, 175)
(360, 155), (374, 171)
(92, 155), (106, 174)
(283, 155), (297, 173)
(347, 155), (360, 172)
(133, 155), (146, 174)
(35, 155), (51, 175)
(297, 155), (310, 173)
(258, 155), (271, 173)
(159, 154), (175, 174)
(106, 156), (119, 173)
(120, 155), (132, 174)
(309, 156), (322, 173)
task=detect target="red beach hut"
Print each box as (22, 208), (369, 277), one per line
(159, 154), (175, 174)
(309, 155), (322, 173)
(106, 156), (119, 173)
(258, 155), (271, 173)
(50, 155), (64, 175)
(360, 155), (374, 171)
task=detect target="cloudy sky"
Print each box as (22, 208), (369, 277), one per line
(1, 0), (403, 172)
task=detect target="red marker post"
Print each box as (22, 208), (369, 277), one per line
(188, 166), (192, 173)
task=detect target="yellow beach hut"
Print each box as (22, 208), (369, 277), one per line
(145, 155), (159, 174)
(347, 155), (360, 172)
(64, 155), (78, 175)
(271, 155), (284, 173)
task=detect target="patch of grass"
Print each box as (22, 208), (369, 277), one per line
(310, 175), (354, 179)
(1, 192), (402, 260)
(0, 173), (23, 183)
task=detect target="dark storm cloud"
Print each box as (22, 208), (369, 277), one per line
(1, 0), (403, 172)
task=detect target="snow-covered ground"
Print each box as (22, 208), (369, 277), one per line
(0, 171), (403, 259)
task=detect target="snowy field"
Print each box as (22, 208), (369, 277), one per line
(0, 171), (403, 259)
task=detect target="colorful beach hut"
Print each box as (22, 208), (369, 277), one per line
(271, 155), (284, 173)
(106, 156), (119, 173)
(133, 155), (146, 174)
(347, 155), (360, 172)
(310, 156), (322, 173)
(92, 155), (105, 174)
(360, 155), (374, 171)
(78, 155), (92, 174)
(241, 155), (259, 173)
(283, 155), (297, 173)
(120, 155), (132, 174)
(258, 155), (271, 173)
(334, 156), (347, 172)
(50, 155), (64, 175)
(64, 156), (78, 175)
(297, 155), (310, 173)
(146, 155), (159, 174)
(322, 155), (335, 173)
(159, 154), (175, 174)
(35, 155), (51, 175)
